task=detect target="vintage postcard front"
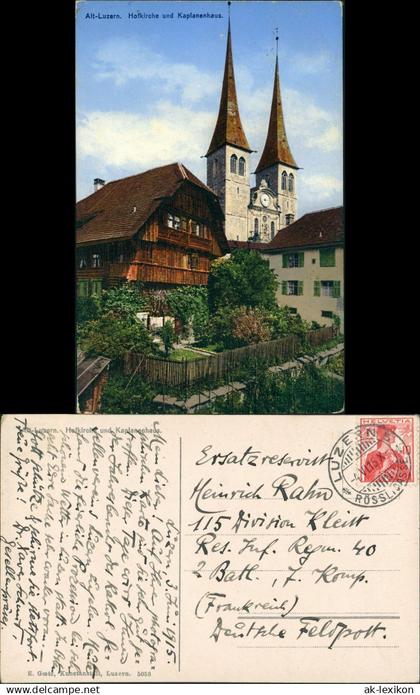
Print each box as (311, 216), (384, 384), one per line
(1, 414), (418, 682)
(76, 1), (344, 416)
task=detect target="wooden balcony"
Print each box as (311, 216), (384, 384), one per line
(77, 267), (108, 280)
(158, 225), (212, 251)
(78, 262), (209, 287)
(127, 262), (208, 286)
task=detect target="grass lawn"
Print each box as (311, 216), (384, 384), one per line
(193, 343), (223, 353)
(167, 348), (206, 362)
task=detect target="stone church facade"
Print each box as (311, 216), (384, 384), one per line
(206, 20), (298, 243)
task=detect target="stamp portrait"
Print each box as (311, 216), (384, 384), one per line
(359, 417), (414, 483)
(328, 418), (414, 508)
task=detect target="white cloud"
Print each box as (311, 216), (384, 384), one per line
(291, 50), (332, 75)
(300, 173), (343, 201)
(282, 89), (342, 153)
(78, 39), (342, 201)
(305, 124), (342, 152)
(236, 80), (341, 155)
(93, 38), (219, 103)
(77, 102), (214, 171)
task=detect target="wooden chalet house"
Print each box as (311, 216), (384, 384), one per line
(76, 162), (229, 296)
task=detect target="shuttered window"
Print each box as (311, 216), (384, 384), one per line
(90, 280), (103, 297)
(319, 247), (336, 267)
(77, 280), (89, 298)
(314, 280), (340, 298)
(283, 252), (304, 268)
(188, 254), (199, 270)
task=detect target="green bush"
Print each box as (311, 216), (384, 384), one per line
(166, 286), (209, 338)
(79, 314), (153, 363)
(101, 281), (146, 318)
(208, 249), (278, 313)
(158, 321), (176, 357)
(100, 372), (156, 414)
(76, 296), (100, 325)
(204, 363), (344, 414)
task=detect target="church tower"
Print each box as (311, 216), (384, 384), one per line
(255, 47), (299, 229)
(206, 13), (252, 241)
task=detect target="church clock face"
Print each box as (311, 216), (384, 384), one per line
(261, 193), (270, 207)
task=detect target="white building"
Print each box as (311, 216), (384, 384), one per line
(260, 206), (344, 328)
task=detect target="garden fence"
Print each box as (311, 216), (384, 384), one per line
(123, 325), (337, 388)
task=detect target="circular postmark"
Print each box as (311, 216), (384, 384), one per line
(328, 425), (410, 507)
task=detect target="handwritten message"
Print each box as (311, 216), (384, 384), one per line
(1, 418), (179, 680)
(1, 415), (418, 683)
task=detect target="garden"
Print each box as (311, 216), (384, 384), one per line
(77, 249), (343, 414)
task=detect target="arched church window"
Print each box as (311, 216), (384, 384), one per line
(230, 154), (237, 174)
(271, 221), (275, 239)
(289, 174), (294, 192)
(238, 157), (246, 176)
(281, 171), (288, 190)
(254, 218), (259, 235)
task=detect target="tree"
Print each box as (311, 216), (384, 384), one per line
(76, 296), (100, 326)
(166, 286), (209, 338)
(208, 249), (278, 313)
(101, 281), (146, 319)
(79, 314), (153, 363)
(158, 321), (176, 357)
(209, 306), (272, 349)
(231, 307), (271, 345)
(209, 308), (236, 349)
(207, 363), (344, 414)
(145, 290), (169, 316)
(100, 372), (156, 414)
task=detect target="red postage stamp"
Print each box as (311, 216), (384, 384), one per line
(359, 417), (414, 483)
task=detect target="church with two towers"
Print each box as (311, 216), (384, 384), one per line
(206, 18), (299, 243)
(77, 10), (317, 298)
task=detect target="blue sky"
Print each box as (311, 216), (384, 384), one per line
(76, 0), (343, 215)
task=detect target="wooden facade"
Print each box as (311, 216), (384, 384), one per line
(76, 164), (228, 297)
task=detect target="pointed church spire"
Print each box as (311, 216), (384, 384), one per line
(255, 33), (298, 173)
(206, 4), (251, 157)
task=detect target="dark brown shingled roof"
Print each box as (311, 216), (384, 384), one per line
(76, 162), (226, 248)
(255, 56), (298, 173)
(206, 21), (251, 156)
(264, 207), (343, 252)
(228, 240), (269, 251)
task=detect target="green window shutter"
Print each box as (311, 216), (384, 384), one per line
(282, 254), (288, 268)
(298, 252), (304, 267)
(320, 247), (336, 267)
(77, 280), (88, 297)
(333, 280), (341, 298)
(91, 280), (103, 297)
(298, 281), (304, 296)
(314, 280), (321, 297)
(282, 280), (287, 295)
